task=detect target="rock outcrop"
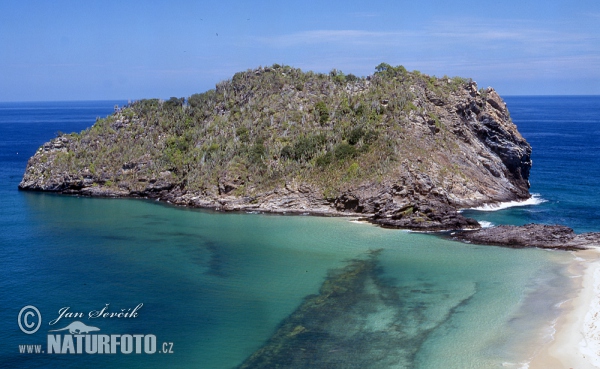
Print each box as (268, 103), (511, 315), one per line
(451, 224), (600, 250)
(19, 64), (533, 231)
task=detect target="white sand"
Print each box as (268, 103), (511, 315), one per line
(530, 248), (600, 369)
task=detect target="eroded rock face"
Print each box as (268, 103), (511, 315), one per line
(454, 88), (531, 197)
(452, 224), (600, 250)
(19, 68), (533, 231)
(477, 89), (531, 191)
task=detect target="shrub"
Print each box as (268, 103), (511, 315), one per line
(315, 152), (334, 167)
(315, 101), (329, 125)
(236, 126), (250, 143)
(338, 99), (352, 115)
(375, 62), (393, 74)
(347, 126), (378, 147)
(290, 134), (326, 161)
(334, 143), (357, 161)
(374, 63), (407, 78)
(204, 142), (220, 160)
(345, 73), (359, 82)
(353, 103), (366, 117)
(348, 127), (365, 145)
(347, 162), (359, 177)
(280, 145), (294, 160)
(188, 90), (216, 109)
(364, 130), (378, 144)
(330, 69), (346, 84)
(249, 142), (266, 163)
(164, 97), (185, 109)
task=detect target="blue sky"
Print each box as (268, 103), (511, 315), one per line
(1, 0), (599, 101)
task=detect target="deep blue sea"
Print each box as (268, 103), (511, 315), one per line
(0, 97), (598, 368)
(463, 96), (600, 232)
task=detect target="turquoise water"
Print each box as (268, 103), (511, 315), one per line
(1, 99), (597, 368)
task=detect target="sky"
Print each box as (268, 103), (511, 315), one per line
(1, 0), (599, 101)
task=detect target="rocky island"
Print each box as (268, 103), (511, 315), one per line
(20, 63), (532, 231)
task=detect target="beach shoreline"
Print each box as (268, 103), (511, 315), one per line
(530, 247), (600, 369)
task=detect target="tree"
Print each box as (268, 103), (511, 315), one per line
(164, 97), (185, 108)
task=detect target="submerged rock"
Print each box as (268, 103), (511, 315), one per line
(451, 224), (600, 250)
(237, 251), (475, 368)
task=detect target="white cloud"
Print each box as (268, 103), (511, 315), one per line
(255, 30), (419, 47)
(255, 18), (598, 58)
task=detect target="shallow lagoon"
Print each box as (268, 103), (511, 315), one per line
(2, 192), (573, 368)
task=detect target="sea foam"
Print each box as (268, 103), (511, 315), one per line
(469, 194), (547, 212)
(479, 221), (495, 228)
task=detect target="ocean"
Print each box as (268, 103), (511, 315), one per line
(0, 96), (598, 368)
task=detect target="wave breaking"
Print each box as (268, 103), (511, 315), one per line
(469, 194), (547, 212)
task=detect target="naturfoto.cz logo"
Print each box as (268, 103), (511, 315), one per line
(17, 304), (174, 355)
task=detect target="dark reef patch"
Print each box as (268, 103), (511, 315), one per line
(238, 250), (475, 369)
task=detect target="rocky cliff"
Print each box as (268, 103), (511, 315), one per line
(19, 64), (532, 230)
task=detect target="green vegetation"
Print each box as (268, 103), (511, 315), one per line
(36, 63), (475, 197)
(314, 101), (329, 125)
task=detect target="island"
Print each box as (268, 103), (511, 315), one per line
(19, 63), (533, 232)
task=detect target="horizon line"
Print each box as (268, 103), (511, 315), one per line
(2, 94), (600, 104)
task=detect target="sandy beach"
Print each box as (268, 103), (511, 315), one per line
(530, 247), (600, 369)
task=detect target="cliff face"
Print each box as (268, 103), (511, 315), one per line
(19, 64), (532, 230)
